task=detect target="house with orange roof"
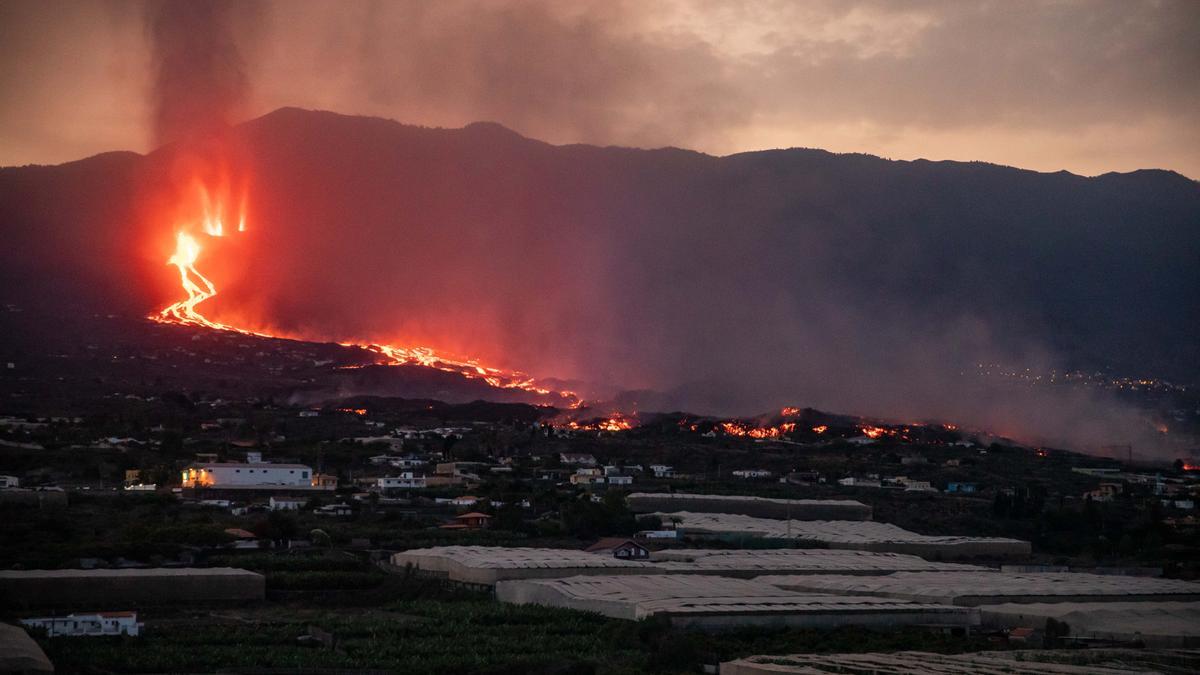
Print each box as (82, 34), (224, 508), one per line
(440, 512), (492, 530)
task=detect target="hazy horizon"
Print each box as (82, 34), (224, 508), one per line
(2, 0), (1197, 178)
(8, 106), (1200, 184)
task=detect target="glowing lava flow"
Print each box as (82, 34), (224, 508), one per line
(563, 414), (635, 432)
(152, 186), (579, 406)
(720, 420), (797, 439)
(158, 232), (227, 330)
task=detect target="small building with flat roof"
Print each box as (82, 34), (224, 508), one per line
(977, 600), (1200, 648)
(628, 492), (872, 521)
(497, 574), (977, 630)
(387, 546), (981, 586)
(182, 462), (312, 487)
(661, 511), (1030, 558)
(719, 649), (1200, 675)
(759, 571), (1200, 606)
(21, 611), (142, 637)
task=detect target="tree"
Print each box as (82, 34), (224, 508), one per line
(254, 510), (299, 544)
(310, 529), (331, 547)
(1044, 618), (1070, 647)
(636, 514), (663, 531)
(993, 492), (1010, 518)
(561, 493), (638, 539)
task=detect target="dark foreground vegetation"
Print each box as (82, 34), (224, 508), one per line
(35, 574), (995, 675)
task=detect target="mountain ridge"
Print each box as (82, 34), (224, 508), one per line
(5, 107), (1195, 187)
(0, 107), (1197, 447)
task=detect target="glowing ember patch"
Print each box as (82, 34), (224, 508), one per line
(781, 406), (801, 416)
(597, 417), (632, 432)
(860, 425), (891, 439)
(337, 408), (367, 416)
(720, 421), (797, 439)
(812, 425), (828, 434)
(564, 414), (636, 432)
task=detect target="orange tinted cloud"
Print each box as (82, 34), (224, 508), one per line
(2, 0), (1197, 177)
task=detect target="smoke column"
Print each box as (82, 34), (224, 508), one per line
(146, 0), (253, 144)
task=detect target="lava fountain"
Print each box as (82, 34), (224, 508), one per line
(151, 178), (580, 407)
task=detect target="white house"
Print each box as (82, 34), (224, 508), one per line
(378, 473), (426, 490)
(650, 465), (674, 478)
(123, 484), (157, 492)
(392, 456), (427, 469)
(901, 480), (938, 492)
(0, 475), (19, 488)
(607, 475), (633, 486)
(315, 503), (352, 517)
(181, 463), (312, 487)
(350, 436), (406, 453)
(22, 611), (142, 637)
(560, 453), (598, 467)
(838, 477), (882, 488)
(732, 469), (773, 479)
(269, 496), (304, 511)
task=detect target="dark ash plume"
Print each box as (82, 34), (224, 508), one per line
(146, 0), (253, 144)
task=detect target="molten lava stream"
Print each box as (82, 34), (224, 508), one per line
(157, 232), (246, 333)
(152, 216), (578, 405)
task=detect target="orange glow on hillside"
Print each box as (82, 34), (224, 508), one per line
(151, 176), (580, 407)
(721, 420), (797, 439)
(564, 414), (636, 432)
(860, 425), (887, 439)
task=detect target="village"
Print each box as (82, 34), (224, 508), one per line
(1, 309), (1198, 673)
(2, 379), (1199, 673)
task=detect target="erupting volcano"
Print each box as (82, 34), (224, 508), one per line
(1, 105), (1190, 455)
(151, 178), (580, 408)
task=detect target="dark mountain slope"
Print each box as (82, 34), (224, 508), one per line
(0, 108), (1197, 437)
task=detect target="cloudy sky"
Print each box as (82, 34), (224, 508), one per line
(2, 0), (1198, 177)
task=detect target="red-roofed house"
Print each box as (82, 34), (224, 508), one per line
(440, 512), (492, 530)
(584, 538), (650, 560)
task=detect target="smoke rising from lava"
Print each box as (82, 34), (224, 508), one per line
(145, 0), (257, 145)
(30, 2), (1186, 459)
